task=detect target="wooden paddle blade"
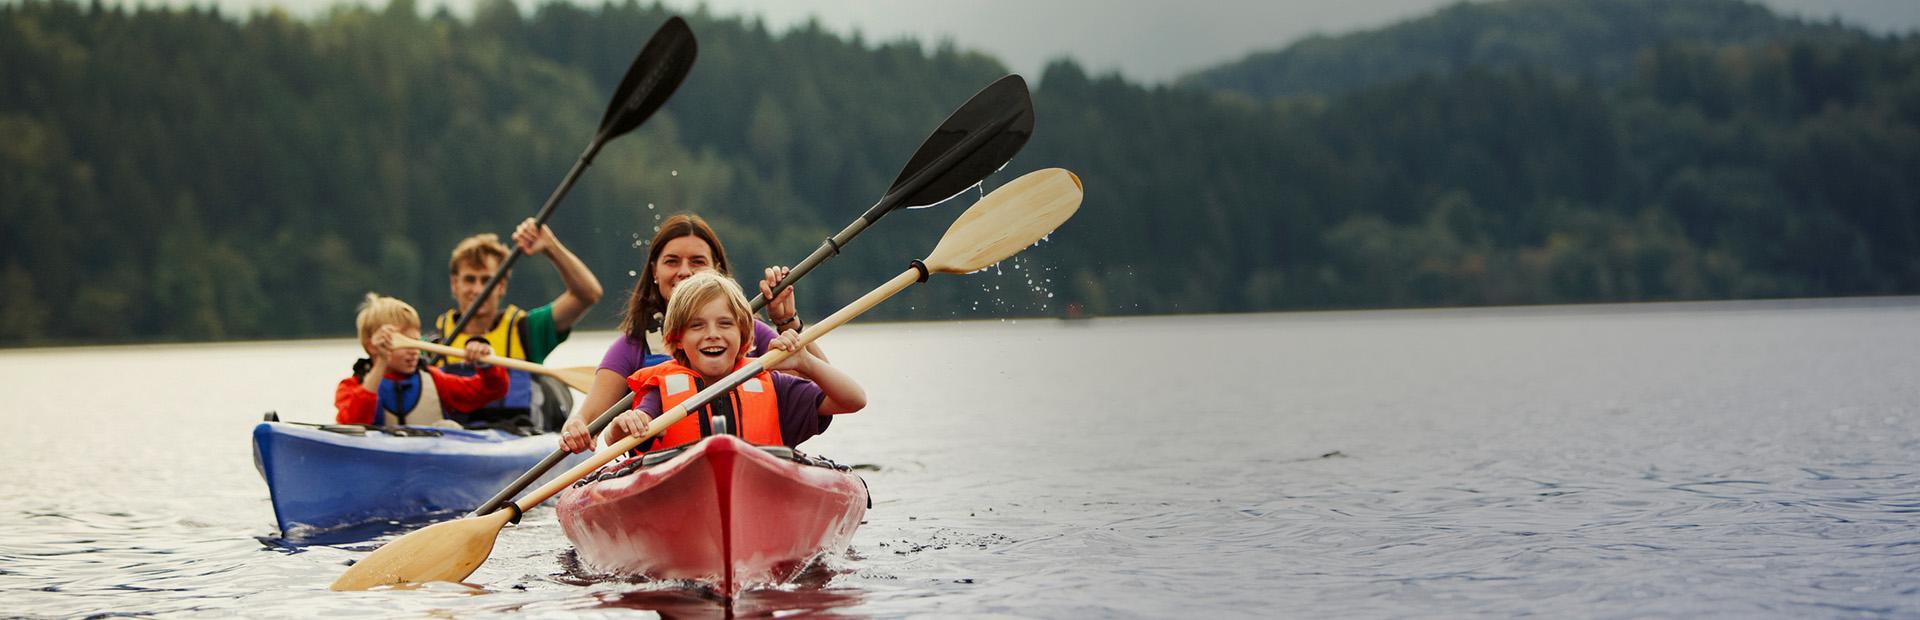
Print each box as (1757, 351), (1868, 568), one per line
(552, 366), (598, 394)
(330, 509), (514, 591)
(599, 16), (697, 140)
(924, 168), (1083, 274)
(885, 74), (1035, 211)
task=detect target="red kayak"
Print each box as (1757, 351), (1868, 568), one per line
(555, 434), (868, 596)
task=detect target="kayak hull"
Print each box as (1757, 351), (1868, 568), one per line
(556, 434), (867, 596)
(251, 421), (582, 535)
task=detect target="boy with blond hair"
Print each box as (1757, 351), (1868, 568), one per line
(335, 293), (509, 428)
(602, 272), (864, 453)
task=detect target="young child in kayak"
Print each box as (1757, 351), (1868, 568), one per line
(602, 272), (865, 452)
(333, 293), (510, 428)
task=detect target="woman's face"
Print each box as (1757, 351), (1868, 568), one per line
(653, 235), (716, 302)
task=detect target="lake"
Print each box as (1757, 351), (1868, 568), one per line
(1, 298), (1916, 617)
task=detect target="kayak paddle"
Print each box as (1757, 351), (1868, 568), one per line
(438, 16), (698, 349)
(389, 334), (597, 394)
(466, 73), (1036, 518)
(329, 167), (1084, 591)
(748, 74), (1035, 310)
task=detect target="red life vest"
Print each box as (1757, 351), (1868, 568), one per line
(626, 358), (783, 451)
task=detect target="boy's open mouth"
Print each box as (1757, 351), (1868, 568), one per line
(697, 346), (727, 358)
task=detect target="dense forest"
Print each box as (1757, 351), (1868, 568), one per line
(2, 0), (1917, 345)
(1179, 0), (1861, 97)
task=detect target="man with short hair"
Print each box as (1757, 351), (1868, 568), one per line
(435, 218), (602, 430)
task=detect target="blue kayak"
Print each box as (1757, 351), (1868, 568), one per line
(251, 421), (585, 536)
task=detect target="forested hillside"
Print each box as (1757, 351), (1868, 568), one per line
(1178, 0), (1857, 98)
(3, 0), (1917, 345)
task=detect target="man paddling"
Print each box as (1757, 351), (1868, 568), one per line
(434, 218), (603, 431)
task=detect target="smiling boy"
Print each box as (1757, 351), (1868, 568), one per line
(602, 272), (864, 452)
(335, 294), (510, 428)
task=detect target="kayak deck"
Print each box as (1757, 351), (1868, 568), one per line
(556, 434), (867, 596)
(252, 421), (581, 536)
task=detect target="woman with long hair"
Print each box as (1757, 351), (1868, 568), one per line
(558, 214), (821, 453)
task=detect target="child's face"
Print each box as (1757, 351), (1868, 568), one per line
(375, 325), (421, 374)
(669, 297), (744, 380)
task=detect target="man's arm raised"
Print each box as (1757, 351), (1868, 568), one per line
(513, 218), (603, 332)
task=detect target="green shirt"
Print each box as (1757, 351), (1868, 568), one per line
(522, 302), (568, 363)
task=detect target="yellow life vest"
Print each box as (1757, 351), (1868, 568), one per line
(434, 304), (529, 362)
(433, 305), (534, 412)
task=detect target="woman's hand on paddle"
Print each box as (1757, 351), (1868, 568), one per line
(559, 416), (594, 453)
(609, 410), (654, 444)
(761, 266), (799, 330)
(512, 218), (555, 255)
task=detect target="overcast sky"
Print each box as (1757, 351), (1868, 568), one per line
(115, 0), (1920, 83)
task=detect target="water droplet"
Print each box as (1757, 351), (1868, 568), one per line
(628, 270), (638, 277)
(647, 203), (655, 210)
(671, 170), (679, 177)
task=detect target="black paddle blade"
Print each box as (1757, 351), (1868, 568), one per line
(599, 16), (698, 140)
(885, 74), (1035, 211)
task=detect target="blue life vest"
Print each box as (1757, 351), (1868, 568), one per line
(371, 370), (445, 428)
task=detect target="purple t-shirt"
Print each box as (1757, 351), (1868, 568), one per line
(599, 319), (778, 378)
(634, 372), (833, 448)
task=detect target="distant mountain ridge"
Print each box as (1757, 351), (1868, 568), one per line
(1179, 0), (1859, 98)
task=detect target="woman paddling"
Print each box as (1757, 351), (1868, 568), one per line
(558, 213), (822, 453)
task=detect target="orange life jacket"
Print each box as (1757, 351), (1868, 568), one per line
(626, 357), (783, 451)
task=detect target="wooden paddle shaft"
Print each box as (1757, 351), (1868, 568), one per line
(391, 334), (560, 379)
(511, 268), (923, 510)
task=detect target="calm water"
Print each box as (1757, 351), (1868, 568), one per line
(1, 299), (1917, 617)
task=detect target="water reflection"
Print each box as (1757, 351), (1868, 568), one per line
(590, 585), (866, 619)
(3, 305), (1919, 616)
(553, 550), (866, 618)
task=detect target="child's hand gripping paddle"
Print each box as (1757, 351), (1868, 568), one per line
(329, 168), (1083, 591)
(388, 334), (597, 394)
